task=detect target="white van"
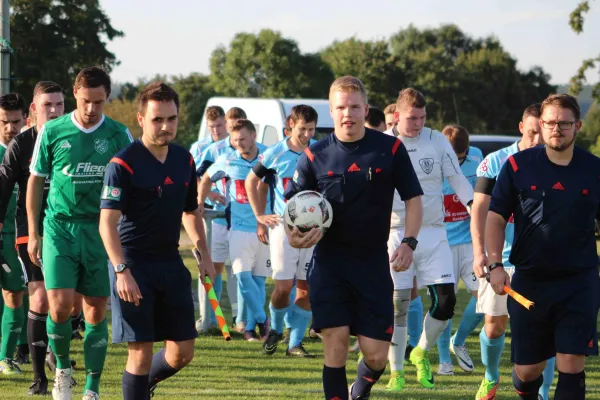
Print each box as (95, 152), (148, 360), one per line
(197, 97), (335, 147)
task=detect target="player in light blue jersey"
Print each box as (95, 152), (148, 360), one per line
(436, 126), (484, 376)
(471, 104), (555, 400)
(199, 119), (272, 342)
(194, 107), (247, 334)
(246, 105), (318, 358)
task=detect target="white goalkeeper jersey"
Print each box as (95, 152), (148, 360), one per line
(385, 127), (462, 229)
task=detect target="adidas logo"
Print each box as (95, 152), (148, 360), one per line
(91, 338), (108, 348)
(31, 341), (47, 348)
(48, 334), (64, 340)
(60, 140), (71, 149)
(348, 163), (360, 172)
(164, 176), (174, 185)
(552, 182), (565, 190)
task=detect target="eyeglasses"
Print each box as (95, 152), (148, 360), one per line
(541, 120), (576, 130)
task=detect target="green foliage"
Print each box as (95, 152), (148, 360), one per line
(209, 29), (333, 99)
(568, 1), (600, 102)
(10, 0), (123, 108)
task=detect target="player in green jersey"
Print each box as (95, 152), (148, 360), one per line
(27, 67), (133, 400)
(0, 93), (27, 376)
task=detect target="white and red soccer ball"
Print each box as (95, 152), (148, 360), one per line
(284, 190), (333, 233)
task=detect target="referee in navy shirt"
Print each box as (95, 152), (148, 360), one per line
(285, 76), (423, 400)
(486, 94), (600, 400)
(98, 82), (215, 400)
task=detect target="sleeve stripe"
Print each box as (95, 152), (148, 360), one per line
(110, 157), (134, 175)
(125, 128), (134, 143)
(29, 126), (46, 175)
(392, 139), (401, 155)
(508, 155), (518, 172)
(304, 147), (315, 162)
(190, 154), (194, 166)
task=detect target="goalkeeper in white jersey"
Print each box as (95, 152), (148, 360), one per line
(384, 88), (474, 392)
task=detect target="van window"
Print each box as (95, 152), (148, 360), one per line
(262, 125), (279, 147)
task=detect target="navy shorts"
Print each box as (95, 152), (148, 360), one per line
(509, 268), (600, 365)
(308, 247), (393, 342)
(110, 256), (197, 344)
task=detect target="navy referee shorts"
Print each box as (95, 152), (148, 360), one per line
(509, 267), (600, 365)
(309, 246), (394, 342)
(109, 256), (197, 344)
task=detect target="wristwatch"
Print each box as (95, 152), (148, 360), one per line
(401, 236), (418, 251)
(113, 263), (128, 273)
(466, 200), (473, 215)
(484, 262), (504, 275)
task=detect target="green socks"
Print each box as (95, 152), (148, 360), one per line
(83, 319), (108, 394)
(46, 316), (72, 369)
(0, 304), (25, 359)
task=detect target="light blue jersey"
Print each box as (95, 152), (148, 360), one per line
(190, 136), (215, 170)
(199, 137), (236, 226)
(443, 146), (482, 246)
(258, 138), (316, 216)
(476, 141), (520, 267)
(207, 143), (269, 233)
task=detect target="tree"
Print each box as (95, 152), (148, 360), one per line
(171, 73), (215, 149)
(584, 102), (600, 155)
(568, 1), (600, 101)
(388, 24), (555, 132)
(104, 99), (139, 138)
(10, 0), (123, 107)
(320, 38), (405, 108)
(209, 29), (333, 99)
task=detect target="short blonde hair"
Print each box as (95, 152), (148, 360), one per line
(383, 103), (396, 115)
(396, 88), (426, 110)
(329, 76), (368, 103)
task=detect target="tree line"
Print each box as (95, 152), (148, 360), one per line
(6, 0), (599, 152)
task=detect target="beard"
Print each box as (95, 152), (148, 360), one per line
(155, 131), (173, 146)
(546, 132), (576, 152)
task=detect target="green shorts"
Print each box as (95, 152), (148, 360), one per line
(0, 233), (26, 292)
(42, 218), (109, 297)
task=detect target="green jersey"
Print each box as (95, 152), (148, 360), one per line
(31, 112), (133, 221)
(0, 142), (17, 233)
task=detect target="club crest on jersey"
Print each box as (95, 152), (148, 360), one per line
(419, 158), (434, 174)
(94, 138), (109, 154)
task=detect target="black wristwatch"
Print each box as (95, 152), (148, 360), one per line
(401, 236), (418, 251)
(113, 263), (128, 273)
(484, 262), (504, 275)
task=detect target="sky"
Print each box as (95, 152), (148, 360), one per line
(101, 0), (599, 86)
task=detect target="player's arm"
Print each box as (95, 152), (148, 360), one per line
(441, 134), (474, 209)
(485, 161), (517, 294)
(391, 138), (424, 271)
(27, 127), (50, 266)
(182, 156), (215, 281)
(247, 161), (280, 228)
(283, 151), (322, 248)
(0, 138), (21, 231)
(471, 155), (497, 277)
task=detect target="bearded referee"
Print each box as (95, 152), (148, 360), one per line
(98, 82), (215, 400)
(285, 76), (423, 400)
(486, 93), (600, 400)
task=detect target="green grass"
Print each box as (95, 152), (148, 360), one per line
(2, 245), (600, 399)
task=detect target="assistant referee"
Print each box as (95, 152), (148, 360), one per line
(486, 93), (600, 400)
(99, 81), (215, 400)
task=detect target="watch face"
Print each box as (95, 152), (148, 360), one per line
(115, 264), (125, 272)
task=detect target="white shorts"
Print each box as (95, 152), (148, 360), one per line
(229, 230), (271, 277)
(211, 221), (229, 263)
(269, 224), (313, 281)
(476, 267), (516, 316)
(451, 242), (478, 293)
(389, 226), (455, 290)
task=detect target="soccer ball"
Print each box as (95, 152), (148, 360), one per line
(284, 190), (333, 233)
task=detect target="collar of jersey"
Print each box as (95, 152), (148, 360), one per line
(70, 112), (106, 134)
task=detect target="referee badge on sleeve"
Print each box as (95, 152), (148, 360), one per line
(101, 185), (122, 201)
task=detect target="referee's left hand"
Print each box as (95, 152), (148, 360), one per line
(284, 224), (323, 249)
(390, 243), (414, 272)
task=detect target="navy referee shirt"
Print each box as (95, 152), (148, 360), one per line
(100, 140), (198, 261)
(284, 129), (423, 252)
(490, 146), (600, 275)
